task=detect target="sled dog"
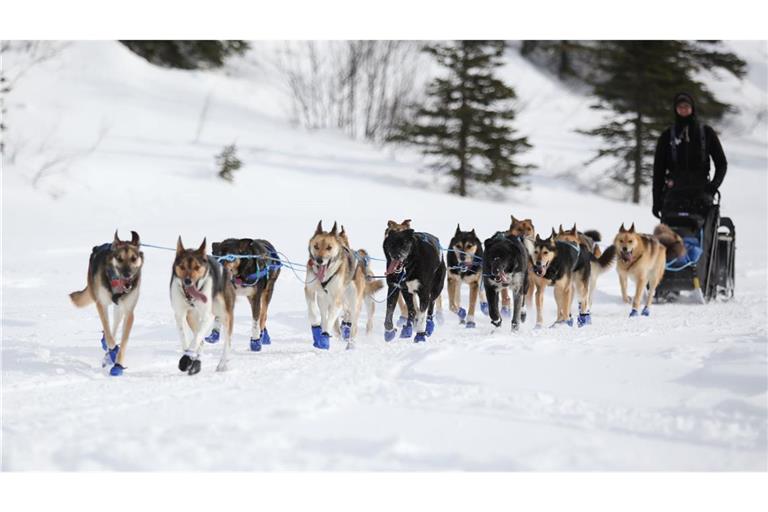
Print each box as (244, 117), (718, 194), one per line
(170, 237), (236, 375)
(69, 230), (144, 376)
(483, 232), (529, 331)
(446, 224), (487, 327)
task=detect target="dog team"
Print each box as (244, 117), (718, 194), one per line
(69, 216), (684, 376)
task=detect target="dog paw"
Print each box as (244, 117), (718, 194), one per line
(345, 342), (355, 351)
(188, 359), (202, 375)
(480, 302), (489, 316)
(414, 332), (427, 343)
(260, 328), (271, 345)
(178, 354), (193, 372)
(641, 306), (650, 317)
(384, 329), (397, 342)
(313, 332), (330, 350)
(311, 325), (323, 344)
(426, 317), (435, 336)
(396, 315), (408, 326)
(491, 319), (502, 328)
(629, 309), (639, 318)
(399, 322), (413, 338)
(109, 364), (124, 376)
(501, 306), (511, 318)
(204, 329), (220, 344)
(250, 337), (262, 352)
(341, 322), (352, 341)
(100, 332), (107, 351)
(465, 320), (476, 329)
(511, 322), (520, 332)
(520, 308), (527, 323)
(457, 307), (467, 321)
(577, 313), (591, 327)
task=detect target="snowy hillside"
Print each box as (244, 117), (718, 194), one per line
(2, 41), (766, 470)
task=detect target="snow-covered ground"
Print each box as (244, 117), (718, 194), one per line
(2, 41), (766, 470)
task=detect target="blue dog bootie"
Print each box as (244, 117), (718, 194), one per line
(108, 345), (120, 364)
(480, 302), (489, 316)
(641, 306), (650, 317)
(341, 321), (352, 341)
(414, 332), (427, 343)
(400, 320), (414, 339)
(384, 329), (397, 342)
(457, 307), (467, 324)
(425, 316), (435, 336)
(629, 309), (639, 318)
(250, 335), (262, 352)
(565, 315), (574, 327)
(313, 331), (330, 350)
(396, 315), (408, 326)
(260, 328), (271, 345)
(109, 363), (124, 376)
(100, 331), (107, 351)
(311, 325), (323, 345)
(205, 329), (220, 344)
(577, 313), (592, 327)
(501, 306), (511, 318)
(465, 319), (476, 329)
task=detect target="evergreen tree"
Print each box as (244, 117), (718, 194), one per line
(120, 41), (249, 70)
(216, 144), (242, 182)
(391, 41), (532, 197)
(520, 40), (596, 82)
(580, 41), (746, 203)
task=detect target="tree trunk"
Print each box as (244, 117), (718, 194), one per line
(632, 112), (643, 204)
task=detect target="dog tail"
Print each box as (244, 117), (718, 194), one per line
(654, 224), (686, 262)
(591, 245), (616, 274)
(366, 278), (385, 295)
(583, 230), (601, 243)
(69, 286), (94, 308)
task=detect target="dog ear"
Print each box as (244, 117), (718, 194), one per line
(330, 222), (338, 235)
(176, 236), (185, 255)
(197, 238), (207, 255)
(535, 234), (542, 242)
(550, 228), (557, 238)
(510, 214), (518, 224)
(629, 223), (636, 233)
(315, 220), (323, 235)
(558, 224), (564, 235)
(571, 223), (577, 234)
(402, 219), (412, 228)
(130, 230), (140, 247)
(340, 225), (346, 236)
(456, 223), (461, 234)
(619, 223), (626, 233)
(112, 230), (120, 250)
(470, 228), (476, 236)
(211, 242), (221, 256)
(387, 220), (397, 230)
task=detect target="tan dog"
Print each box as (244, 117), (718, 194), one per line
(612, 223), (668, 317)
(70, 231), (144, 376)
(305, 221), (379, 350)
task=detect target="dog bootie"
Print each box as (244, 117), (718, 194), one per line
(641, 306), (650, 317)
(457, 307), (467, 322)
(491, 319), (502, 328)
(178, 354), (193, 372)
(520, 307), (527, 323)
(250, 337), (262, 352)
(341, 321), (352, 341)
(311, 325), (323, 345)
(414, 332), (427, 343)
(396, 315), (408, 326)
(577, 313), (592, 327)
(260, 328), (271, 345)
(465, 320), (476, 329)
(511, 321), (520, 332)
(400, 321), (413, 339)
(501, 306), (511, 318)
(205, 329), (220, 344)
(426, 316), (435, 336)
(100, 332), (107, 351)
(109, 364), (124, 377)
(188, 359), (202, 375)
(629, 309), (639, 318)
(480, 302), (489, 316)
(107, 345), (120, 364)
(384, 329), (397, 342)
(313, 331), (330, 350)
(565, 316), (574, 327)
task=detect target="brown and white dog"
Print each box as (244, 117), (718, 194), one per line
(305, 221), (381, 350)
(211, 238), (281, 352)
(507, 215), (543, 326)
(170, 237), (236, 375)
(612, 223), (670, 317)
(70, 231), (143, 376)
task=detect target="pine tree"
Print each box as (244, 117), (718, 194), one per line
(120, 41), (249, 70)
(216, 144), (242, 182)
(391, 41), (532, 197)
(580, 41), (746, 203)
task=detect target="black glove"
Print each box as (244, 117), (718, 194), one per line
(652, 205), (662, 219)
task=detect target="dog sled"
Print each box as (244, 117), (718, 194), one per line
(655, 191), (735, 303)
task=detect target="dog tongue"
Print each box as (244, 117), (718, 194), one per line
(315, 263), (327, 282)
(386, 259), (402, 275)
(184, 285), (208, 303)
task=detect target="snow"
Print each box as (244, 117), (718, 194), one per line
(2, 41), (766, 471)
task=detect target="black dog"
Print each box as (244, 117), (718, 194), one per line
(446, 225), (487, 327)
(383, 229), (446, 342)
(210, 238), (281, 352)
(483, 232), (529, 331)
